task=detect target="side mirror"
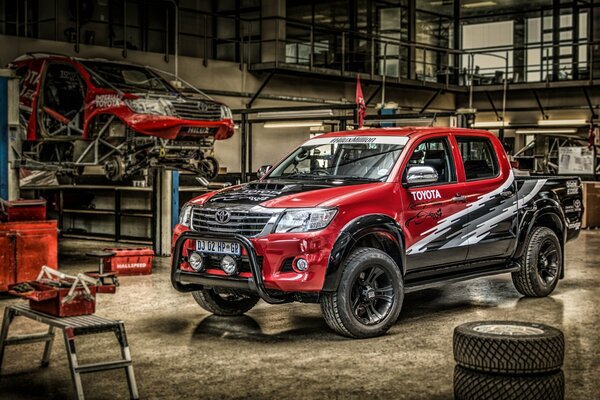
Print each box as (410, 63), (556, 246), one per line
(257, 165), (272, 179)
(404, 165), (438, 187)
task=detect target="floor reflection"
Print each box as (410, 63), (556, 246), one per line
(192, 314), (343, 342)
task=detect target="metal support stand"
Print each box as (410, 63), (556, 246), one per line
(0, 304), (139, 400)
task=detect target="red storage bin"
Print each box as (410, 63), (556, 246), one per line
(0, 199), (46, 222)
(0, 220), (58, 291)
(102, 248), (154, 276)
(9, 281), (97, 317)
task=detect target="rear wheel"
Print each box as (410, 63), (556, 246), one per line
(512, 227), (562, 297)
(321, 248), (403, 339)
(192, 289), (259, 316)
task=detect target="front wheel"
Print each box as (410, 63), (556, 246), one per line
(321, 248), (404, 339)
(192, 289), (259, 316)
(512, 227), (562, 297)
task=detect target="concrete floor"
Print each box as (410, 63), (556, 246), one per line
(1, 231), (599, 400)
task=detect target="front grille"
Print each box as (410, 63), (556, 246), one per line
(172, 101), (222, 121)
(204, 254), (263, 273)
(191, 208), (273, 237)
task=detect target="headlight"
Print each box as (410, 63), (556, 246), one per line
(275, 208), (337, 233)
(220, 105), (233, 120)
(125, 98), (174, 116)
(179, 203), (194, 227)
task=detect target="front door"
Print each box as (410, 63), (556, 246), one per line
(401, 136), (469, 270)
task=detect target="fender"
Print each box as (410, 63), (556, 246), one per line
(321, 214), (406, 292)
(514, 204), (566, 279)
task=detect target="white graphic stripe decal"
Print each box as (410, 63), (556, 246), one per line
(406, 171), (515, 254)
(405, 172), (552, 255)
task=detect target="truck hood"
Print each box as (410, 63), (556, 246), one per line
(193, 179), (388, 209)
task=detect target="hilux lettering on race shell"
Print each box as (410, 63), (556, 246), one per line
(410, 189), (442, 201)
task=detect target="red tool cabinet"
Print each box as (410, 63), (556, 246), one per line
(0, 220), (58, 291)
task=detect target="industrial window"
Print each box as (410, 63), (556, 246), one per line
(457, 137), (499, 181)
(407, 138), (456, 184)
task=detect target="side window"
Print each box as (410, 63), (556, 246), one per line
(43, 63), (86, 119)
(407, 138), (456, 184)
(457, 137), (499, 180)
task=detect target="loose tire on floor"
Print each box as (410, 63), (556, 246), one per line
(453, 321), (564, 374)
(192, 289), (259, 316)
(320, 247), (404, 339)
(454, 366), (564, 400)
(512, 226), (562, 297)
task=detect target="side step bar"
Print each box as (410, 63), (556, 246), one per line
(404, 263), (520, 293)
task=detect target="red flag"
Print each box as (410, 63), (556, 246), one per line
(355, 75), (367, 128)
(589, 122), (596, 149)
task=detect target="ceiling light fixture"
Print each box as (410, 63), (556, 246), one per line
(537, 119), (588, 126)
(471, 120), (510, 128)
(264, 121), (324, 129)
(515, 129), (577, 134)
(462, 1), (497, 9)
(257, 109), (333, 119)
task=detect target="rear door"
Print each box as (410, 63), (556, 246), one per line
(401, 135), (468, 270)
(455, 135), (518, 261)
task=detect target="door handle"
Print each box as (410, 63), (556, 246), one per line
(452, 195), (467, 203)
(501, 190), (514, 198)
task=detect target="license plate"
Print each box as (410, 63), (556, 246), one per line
(196, 240), (241, 256)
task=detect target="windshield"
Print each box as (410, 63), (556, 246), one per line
(268, 136), (408, 181)
(81, 61), (175, 93)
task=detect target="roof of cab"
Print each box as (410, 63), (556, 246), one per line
(316, 126), (494, 139)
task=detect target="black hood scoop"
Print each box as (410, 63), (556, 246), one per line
(206, 179), (337, 205)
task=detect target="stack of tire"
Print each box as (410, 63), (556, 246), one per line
(453, 321), (565, 400)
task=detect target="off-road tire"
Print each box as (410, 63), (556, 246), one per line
(454, 366), (564, 400)
(192, 289), (259, 316)
(512, 226), (562, 297)
(453, 321), (564, 374)
(321, 248), (404, 339)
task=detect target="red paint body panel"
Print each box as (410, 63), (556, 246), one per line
(0, 220), (59, 291)
(174, 128), (514, 293)
(10, 56), (234, 142)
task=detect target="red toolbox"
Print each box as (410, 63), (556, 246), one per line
(0, 199), (47, 222)
(102, 248), (154, 276)
(10, 281), (98, 317)
(0, 220), (58, 291)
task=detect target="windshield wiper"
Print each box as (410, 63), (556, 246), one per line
(279, 172), (330, 180)
(332, 176), (383, 182)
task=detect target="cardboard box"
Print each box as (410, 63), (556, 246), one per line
(582, 182), (600, 228)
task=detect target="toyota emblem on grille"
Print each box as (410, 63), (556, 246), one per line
(215, 210), (231, 224)
(197, 102), (209, 112)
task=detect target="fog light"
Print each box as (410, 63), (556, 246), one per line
(221, 255), (238, 275)
(188, 252), (204, 271)
(296, 258), (309, 272)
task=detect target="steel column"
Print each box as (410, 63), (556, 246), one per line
(0, 76), (8, 200)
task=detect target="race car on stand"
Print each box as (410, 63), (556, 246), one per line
(10, 53), (234, 181)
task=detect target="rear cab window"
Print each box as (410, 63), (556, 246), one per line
(456, 136), (499, 181)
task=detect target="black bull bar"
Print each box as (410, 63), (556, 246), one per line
(171, 231), (289, 304)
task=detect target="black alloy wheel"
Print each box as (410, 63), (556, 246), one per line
(321, 248), (404, 338)
(512, 226), (562, 297)
(537, 239), (559, 285)
(350, 265), (395, 326)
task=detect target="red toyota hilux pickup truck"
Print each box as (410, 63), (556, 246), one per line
(171, 127), (582, 338)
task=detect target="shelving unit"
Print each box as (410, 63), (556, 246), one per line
(21, 185), (156, 246)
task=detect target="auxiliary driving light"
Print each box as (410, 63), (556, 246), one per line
(188, 252), (204, 271)
(221, 255), (238, 275)
(296, 258), (309, 272)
